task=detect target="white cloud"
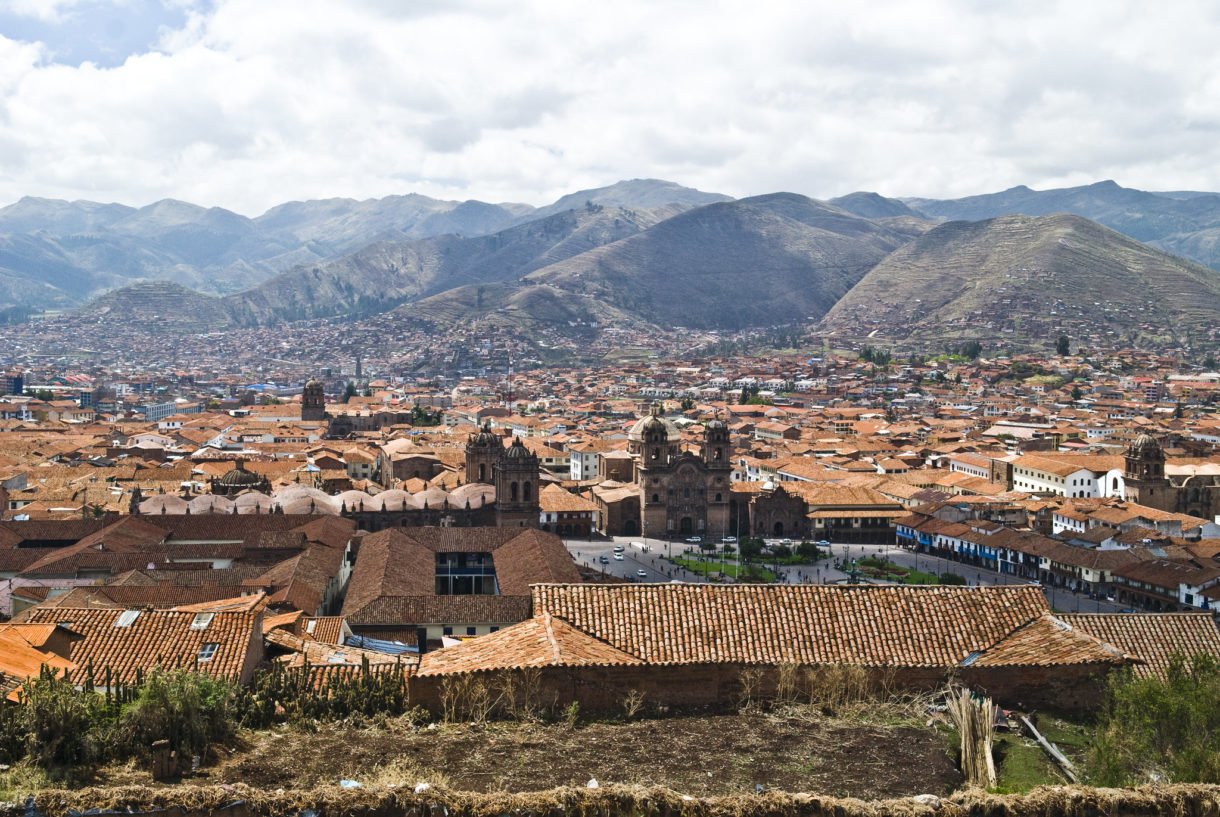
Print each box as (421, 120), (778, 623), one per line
(1, 0), (1220, 213)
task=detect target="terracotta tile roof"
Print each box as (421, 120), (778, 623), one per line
(25, 585), (264, 612)
(0, 625), (77, 701)
(348, 595), (531, 627)
(23, 606), (261, 683)
(970, 615), (1126, 667)
(416, 613), (642, 676)
(530, 584), (1068, 668)
(1061, 613), (1220, 679)
(302, 616), (347, 644)
(341, 527), (578, 625)
(264, 627), (408, 670)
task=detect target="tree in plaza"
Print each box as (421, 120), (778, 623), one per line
(738, 537), (763, 564)
(797, 540), (819, 561)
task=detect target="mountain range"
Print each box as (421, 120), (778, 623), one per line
(6, 178), (1220, 351)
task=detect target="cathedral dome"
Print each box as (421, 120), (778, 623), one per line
(503, 438), (535, 459)
(628, 403), (681, 442)
(1128, 433), (1162, 456)
(468, 423), (502, 448)
(217, 460), (265, 490)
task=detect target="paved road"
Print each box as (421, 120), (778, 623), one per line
(562, 536), (1130, 612)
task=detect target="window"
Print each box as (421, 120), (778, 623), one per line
(523, 481), (531, 501)
(490, 626), (499, 633)
(466, 626), (476, 636)
(305, 619), (317, 634)
(652, 494), (659, 503)
(196, 643), (219, 663)
(443, 626), (453, 636)
(115, 610), (140, 627)
(190, 612), (214, 631)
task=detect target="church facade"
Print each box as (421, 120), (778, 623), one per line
(1123, 434), (1220, 521)
(619, 404), (732, 538)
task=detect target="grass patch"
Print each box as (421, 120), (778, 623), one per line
(670, 557), (776, 582)
(988, 714), (1093, 792)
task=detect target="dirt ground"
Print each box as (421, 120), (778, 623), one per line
(122, 711), (961, 799)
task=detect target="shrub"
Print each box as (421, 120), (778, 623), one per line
(938, 572), (967, 585)
(121, 668), (235, 759)
(20, 671), (107, 767)
(1087, 653), (1220, 785)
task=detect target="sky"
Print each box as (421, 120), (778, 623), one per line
(2, 0), (1220, 215)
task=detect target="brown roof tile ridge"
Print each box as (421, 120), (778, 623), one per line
(1043, 613), (1133, 663)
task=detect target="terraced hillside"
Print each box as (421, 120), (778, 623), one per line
(817, 213), (1220, 350)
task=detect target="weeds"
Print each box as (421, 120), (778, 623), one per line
(622, 689), (645, 720)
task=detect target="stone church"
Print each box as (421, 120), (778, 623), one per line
(1122, 433), (1220, 521)
(626, 403), (732, 538)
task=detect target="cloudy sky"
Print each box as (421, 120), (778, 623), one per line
(2, 0), (1219, 215)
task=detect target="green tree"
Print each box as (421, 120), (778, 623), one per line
(1071, 385), (1083, 401)
(1056, 334), (1070, 356)
(340, 381), (357, 404)
(796, 540), (820, 561)
(959, 341), (982, 359)
(1087, 653), (1220, 785)
(737, 537), (763, 564)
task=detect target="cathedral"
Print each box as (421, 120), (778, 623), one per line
(627, 403), (732, 538)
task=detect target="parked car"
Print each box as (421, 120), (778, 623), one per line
(780, 538), (793, 546)
(685, 536), (702, 544)
(816, 540), (830, 548)
(722, 536), (737, 544)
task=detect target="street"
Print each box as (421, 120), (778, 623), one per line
(562, 536), (1129, 613)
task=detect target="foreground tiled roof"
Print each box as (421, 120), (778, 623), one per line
(23, 606), (260, 683)
(416, 613), (641, 676)
(970, 614), (1126, 667)
(1060, 612), (1220, 679)
(530, 583), (1069, 668)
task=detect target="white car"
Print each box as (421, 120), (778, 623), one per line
(636, 569), (648, 577)
(613, 553), (624, 561)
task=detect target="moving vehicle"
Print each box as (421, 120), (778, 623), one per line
(613, 553), (624, 561)
(599, 555), (609, 564)
(636, 569), (648, 577)
(612, 544), (625, 552)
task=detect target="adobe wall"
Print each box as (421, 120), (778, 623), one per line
(408, 661), (1108, 716)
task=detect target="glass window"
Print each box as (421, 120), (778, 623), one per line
(197, 643), (219, 663)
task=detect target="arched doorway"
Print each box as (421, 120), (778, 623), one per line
(773, 521), (784, 537)
(680, 517), (694, 535)
(624, 520), (638, 536)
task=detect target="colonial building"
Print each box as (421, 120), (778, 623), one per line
(630, 404), (732, 539)
(1123, 434), (1220, 521)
